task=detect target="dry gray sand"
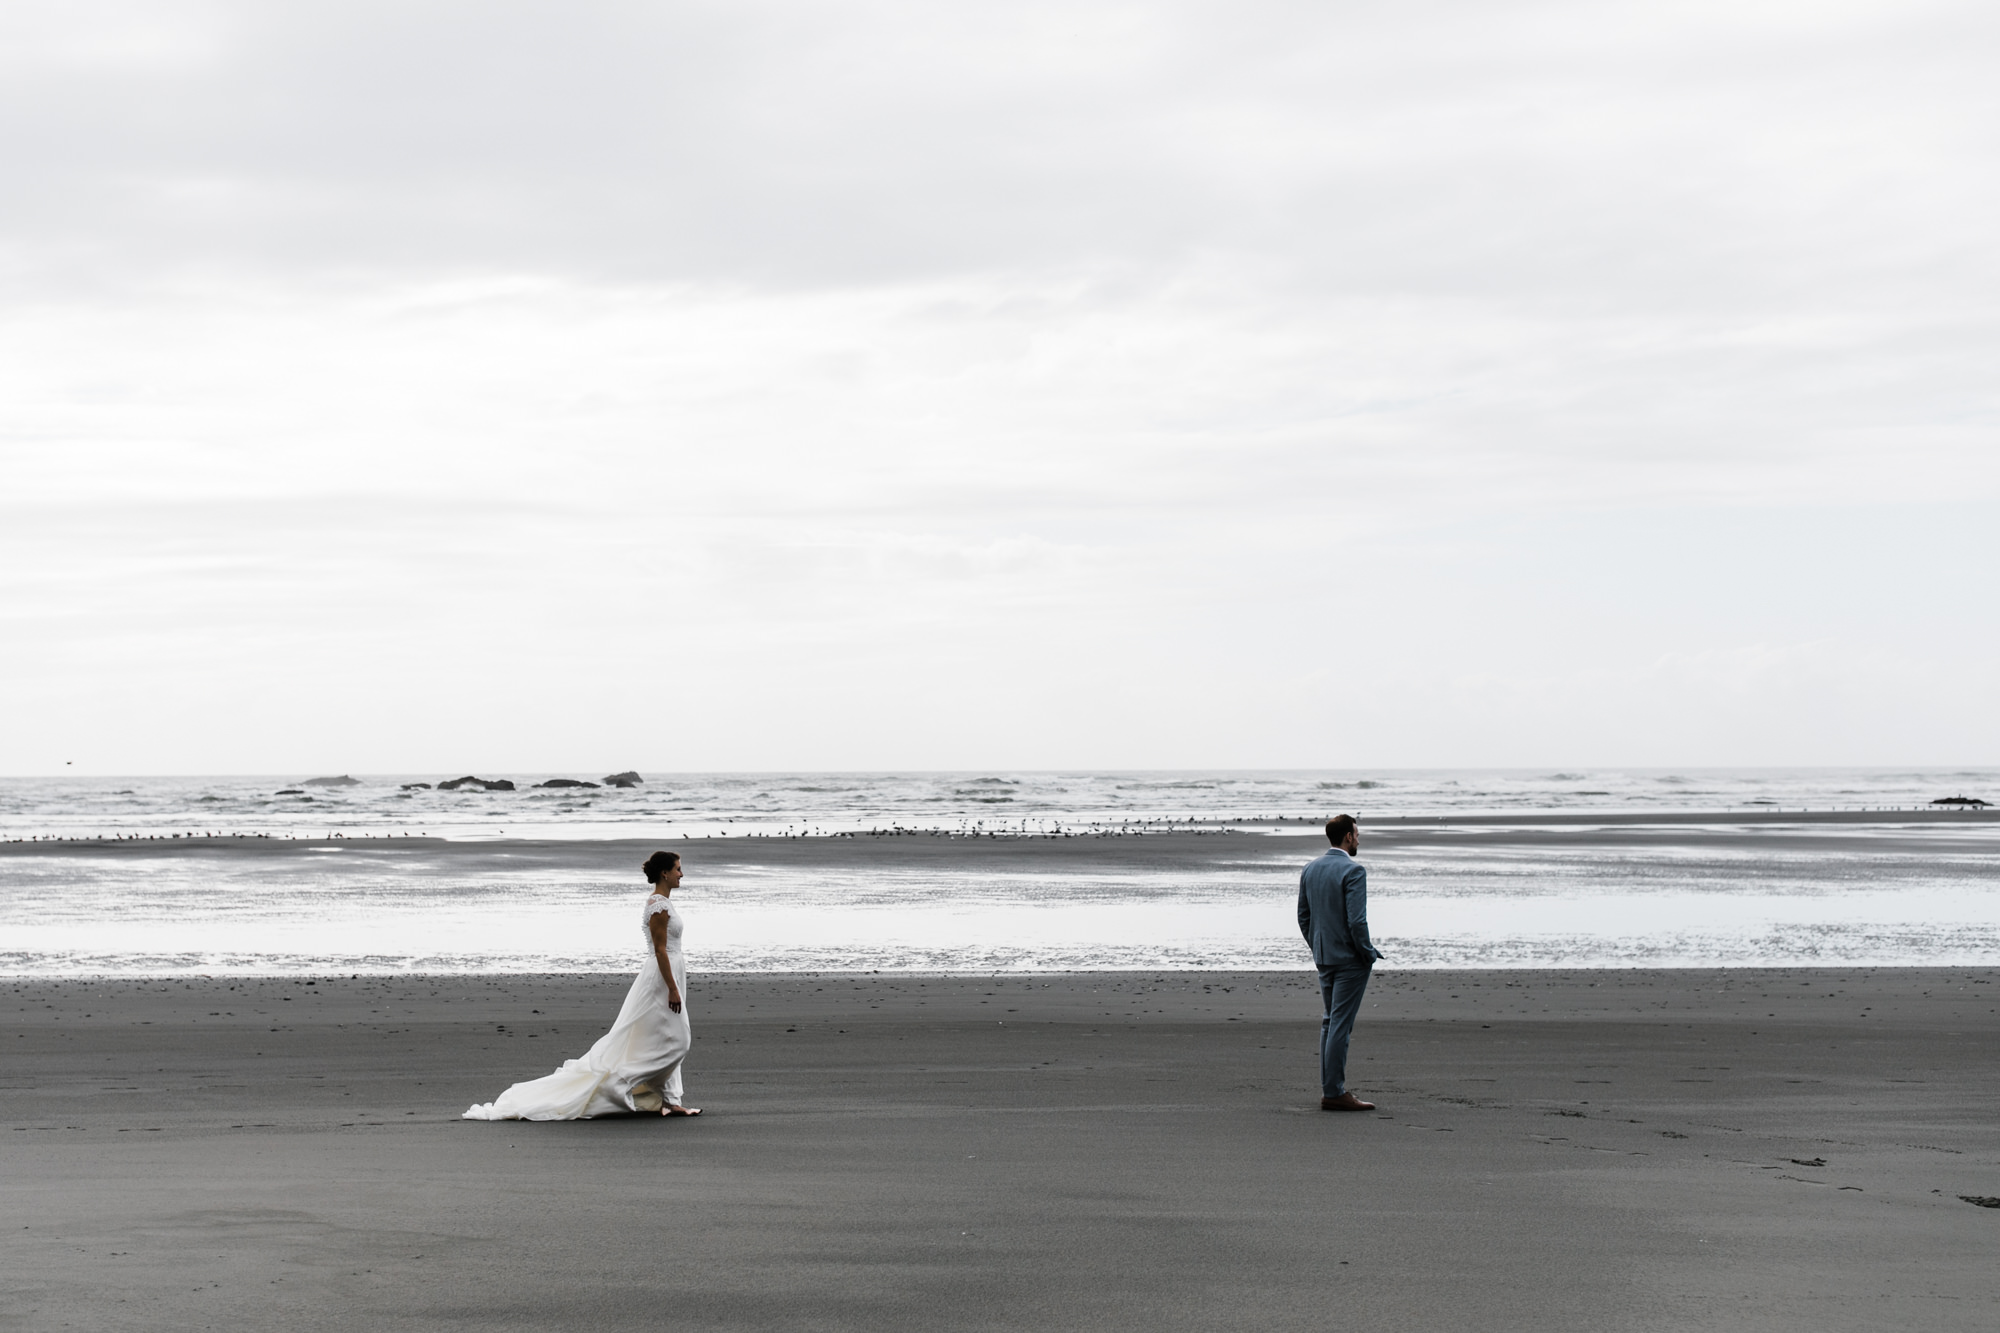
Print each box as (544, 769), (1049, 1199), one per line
(5, 968), (1999, 1331)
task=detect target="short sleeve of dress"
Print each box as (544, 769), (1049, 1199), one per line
(644, 895), (673, 922)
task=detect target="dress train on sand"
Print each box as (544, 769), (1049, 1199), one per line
(463, 895), (690, 1120)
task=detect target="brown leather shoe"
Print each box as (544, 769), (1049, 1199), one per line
(1320, 1093), (1376, 1112)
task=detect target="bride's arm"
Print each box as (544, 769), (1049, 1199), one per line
(647, 909), (683, 1012)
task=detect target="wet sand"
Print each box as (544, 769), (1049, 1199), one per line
(6, 968), (1999, 1330)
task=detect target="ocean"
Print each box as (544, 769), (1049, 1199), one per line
(3, 768), (1996, 975)
(4, 767), (1992, 842)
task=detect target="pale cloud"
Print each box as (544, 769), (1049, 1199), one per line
(1, 1), (1996, 772)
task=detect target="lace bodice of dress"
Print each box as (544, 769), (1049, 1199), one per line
(643, 894), (683, 955)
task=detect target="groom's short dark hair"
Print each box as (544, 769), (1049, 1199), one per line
(1325, 814), (1358, 845)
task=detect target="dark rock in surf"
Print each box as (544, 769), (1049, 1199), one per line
(302, 775), (360, 787)
(401, 782), (432, 790)
(438, 776), (516, 792)
(535, 778), (601, 789)
(275, 789), (304, 795)
(603, 771), (643, 787)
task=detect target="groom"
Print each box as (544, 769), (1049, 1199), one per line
(1298, 814), (1382, 1111)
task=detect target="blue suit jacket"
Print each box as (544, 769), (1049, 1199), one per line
(1298, 848), (1381, 967)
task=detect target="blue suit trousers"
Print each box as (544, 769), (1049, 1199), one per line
(1317, 963), (1372, 1097)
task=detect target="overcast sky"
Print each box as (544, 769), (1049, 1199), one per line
(4, 0), (1996, 774)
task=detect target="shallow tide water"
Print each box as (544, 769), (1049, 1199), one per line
(4, 770), (1997, 975)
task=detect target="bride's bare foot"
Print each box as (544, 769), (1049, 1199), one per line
(662, 1104), (702, 1116)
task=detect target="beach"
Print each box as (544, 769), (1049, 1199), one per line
(7, 806), (1999, 1327)
(9, 0), (1997, 1311)
(7, 967), (1998, 1330)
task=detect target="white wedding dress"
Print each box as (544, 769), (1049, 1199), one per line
(463, 894), (691, 1120)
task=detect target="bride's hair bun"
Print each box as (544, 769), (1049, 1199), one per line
(642, 851), (681, 884)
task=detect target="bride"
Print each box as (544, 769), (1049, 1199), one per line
(464, 850), (700, 1120)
